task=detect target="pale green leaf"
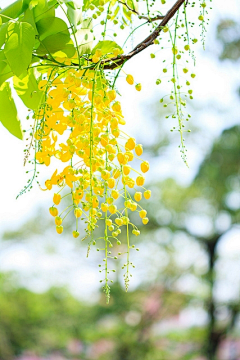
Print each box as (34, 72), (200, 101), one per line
(63, 0), (83, 9)
(0, 82), (23, 140)
(83, 0), (109, 11)
(13, 68), (43, 110)
(4, 21), (35, 77)
(111, 5), (120, 20)
(76, 18), (93, 55)
(109, 0), (117, 9)
(127, 0), (138, 12)
(66, 0), (83, 29)
(123, 6), (132, 21)
(92, 40), (123, 56)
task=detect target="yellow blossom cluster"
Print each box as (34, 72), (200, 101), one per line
(34, 66), (150, 294)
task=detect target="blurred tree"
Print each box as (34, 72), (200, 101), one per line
(217, 20), (240, 61)
(1, 126), (239, 360)
(142, 125), (240, 359)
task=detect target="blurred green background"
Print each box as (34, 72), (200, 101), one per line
(0, 2), (240, 360)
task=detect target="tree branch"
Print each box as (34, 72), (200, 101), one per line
(118, 0), (165, 23)
(34, 0), (186, 71)
(102, 0), (186, 69)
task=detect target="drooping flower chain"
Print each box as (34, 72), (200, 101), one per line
(34, 66), (150, 301)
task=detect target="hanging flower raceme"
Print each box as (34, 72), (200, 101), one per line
(34, 67), (150, 301)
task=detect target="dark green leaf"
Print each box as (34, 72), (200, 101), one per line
(36, 34), (73, 56)
(52, 39), (76, 58)
(36, 17), (69, 41)
(0, 82), (23, 140)
(4, 21), (35, 77)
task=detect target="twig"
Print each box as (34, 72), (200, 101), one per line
(35, 0), (186, 71)
(102, 0), (186, 69)
(118, 0), (164, 22)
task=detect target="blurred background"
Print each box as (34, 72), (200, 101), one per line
(0, 0), (240, 359)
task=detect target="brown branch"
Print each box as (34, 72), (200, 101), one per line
(118, 0), (139, 16)
(118, 0), (164, 22)
(102, 0), (186, 70)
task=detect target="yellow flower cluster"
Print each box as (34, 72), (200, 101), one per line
(34, 67), (150, 294)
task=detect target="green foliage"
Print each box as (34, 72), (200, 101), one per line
(217, 19), (240, 61)
(64, 0), (83, 29)
(0, 82), (23, 139)
(0, 273), (191, 360)
(33, 0), (56, 21)
(35, 16), (76, 56)
(92, 40), (123, 56)
(76, 18), (93, 55)
(0, 0), (26, 23)
(4, 21), (35, 77)
(0, 22), (8, 48)
(0, 51), (14, 85)
(13, 68), (43, 110)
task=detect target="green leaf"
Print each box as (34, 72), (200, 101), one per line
(33, 0), (55, 21)
(50, 39), (76, 58)
(4, 21), (35, 77)
(0, 52), (14, 85)
(67, 7), (82, 29)
(13, 68), (43, 110)
(0, 22), (8, 48)
(83, 0), (109, 11)
(92, 40), (123, 56)
(65, 0), (83, 29)
(109, 0), (117, 9)
(0, 82), (23, 140)
(22, 0), (32, 12)
(123, 5), (132, 21)
(63, 0), (83, 10)
(35, 16), (73, 56)
(35, 33), (73, 56)
(36, 17), (69, 41)
(76, 18), (93, 55)
(21, 7), (38, 35)
(0, 0), (24, 23)
(29, 0), (40, 8)
(111, 5), (120, 20)
(127, 0), (138, 12)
